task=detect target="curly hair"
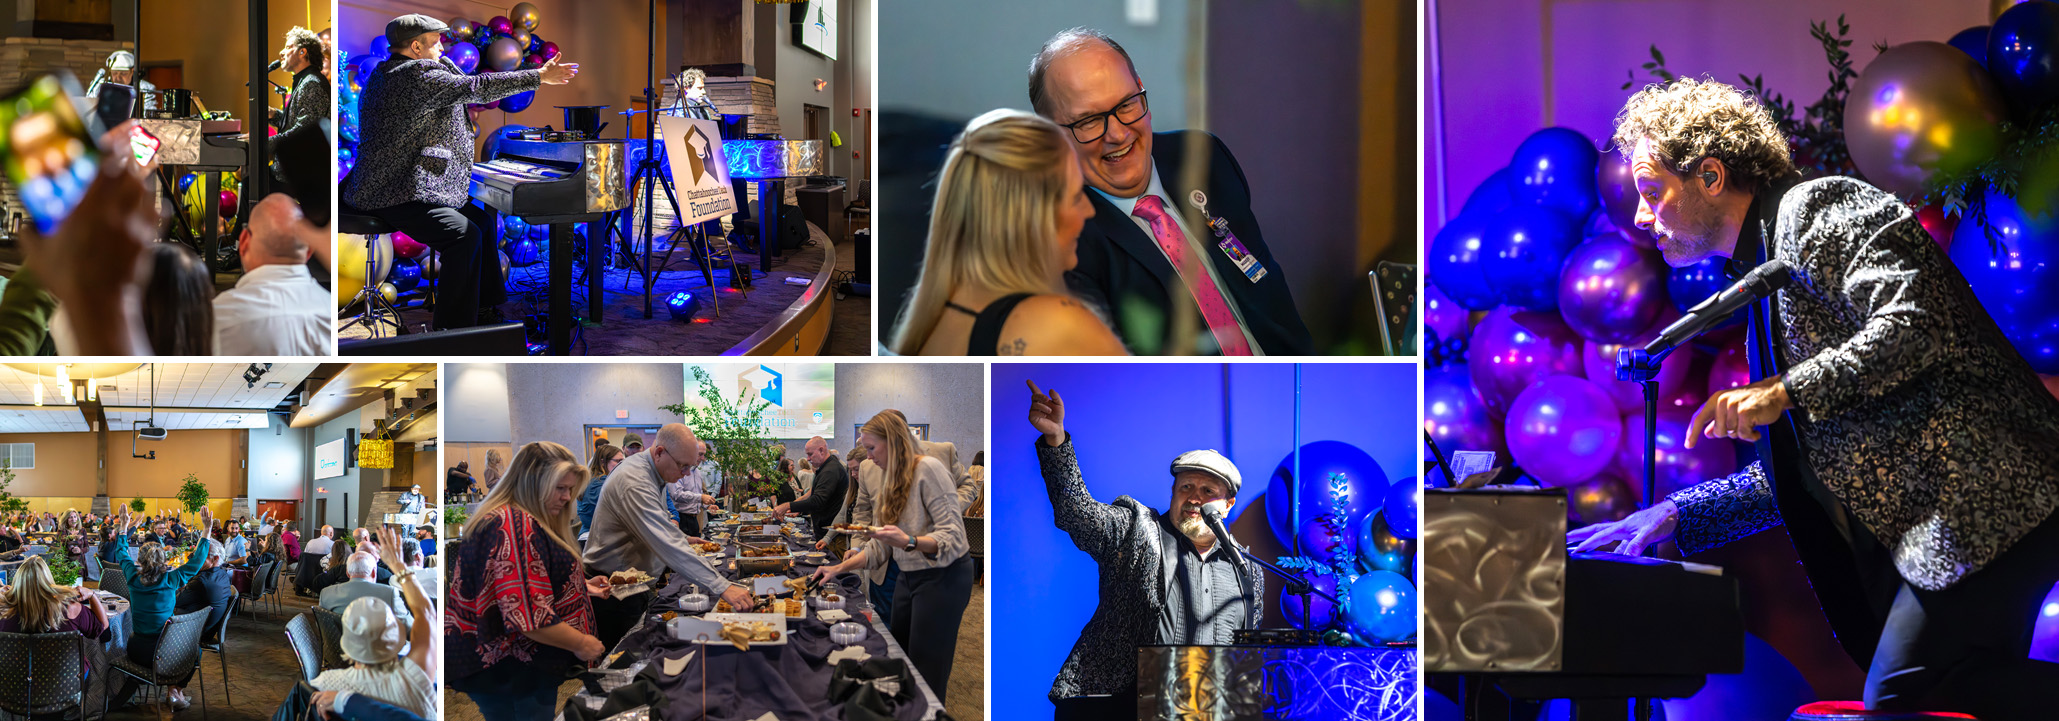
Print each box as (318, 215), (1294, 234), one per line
(285, 26), (326, 71)
(1611, 77), (1796, 191)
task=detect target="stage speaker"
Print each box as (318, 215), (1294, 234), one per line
(339, 322), (528, 356)
(779, 204), (808, 250)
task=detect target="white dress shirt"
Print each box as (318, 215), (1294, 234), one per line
(1091, 166), (1264, 355)
(213, 263), (330, 355)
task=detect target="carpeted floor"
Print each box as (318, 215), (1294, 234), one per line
(339, 219), (872, 356)
(445, 580), (985, 721)
(89, 572), (323, 721)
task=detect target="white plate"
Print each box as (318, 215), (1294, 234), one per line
(672, 612), (790, 646)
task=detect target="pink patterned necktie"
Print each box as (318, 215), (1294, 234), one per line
(1132, 194), (1252, 355)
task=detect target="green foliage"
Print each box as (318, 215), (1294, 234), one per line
(443, 503), (469, 529)
(1630, 17), (1862, 181)
(128, 497), (146, 513)
(45, 554), (80, 586)
(0, 460), (27, 514)
(175, 473), (209, 514)
(661, 366), (782, 499)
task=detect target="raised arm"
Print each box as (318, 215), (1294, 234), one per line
(377, 528), (436, 678)
(1028, 381), (1133, 560)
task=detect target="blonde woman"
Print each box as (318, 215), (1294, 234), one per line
(813, 412), (973, 698)
(0, 555), (109, 640)
(446, 441), (615, 721)
(482, 448), (507, 493)
(891, 109), (1126, 356)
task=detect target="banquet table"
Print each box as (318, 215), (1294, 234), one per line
(559, 514), (944, 721)
(83, 590), (133, 719)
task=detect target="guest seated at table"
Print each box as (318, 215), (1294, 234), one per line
(171, 536), (234, 704)
(412, 527), (433, 561)
(812, 411), (976, 699)
(111, 506), (215, 711)
(145, 522), (176, 547)
(314, 529), (437, 719)
(449, 443), (616, 721)
(219, 523), (250, 565)
(246, 534), (279, 569)
(0, 555), (110, 647)
(305, 525), (336, 558)
(0, 526), (21, 553)
(283, 526), (303, 568)
(312, 690), (430, 721)
(324, 551), (413, 627)
(391, 538), (434, 595)
(312, 541), (352, 593)
(586, 424), (752, 650)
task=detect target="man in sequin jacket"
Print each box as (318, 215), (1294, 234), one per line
(1026, 380), (1264, 720)
(1570, 79), (2059, 721)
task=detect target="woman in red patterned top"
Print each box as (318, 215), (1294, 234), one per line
(445, 440), (615, 721)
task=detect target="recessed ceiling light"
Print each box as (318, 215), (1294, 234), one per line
(264, 382), (283, 389)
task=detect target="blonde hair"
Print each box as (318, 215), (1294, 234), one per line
(133, 542), (170, 586)
(890, 109), (1077, 354)
(467, 441), (586, 556)
(1612, 77), (1796, 191)
(860, 411), (925, 527)
(7, 556), (65, 632)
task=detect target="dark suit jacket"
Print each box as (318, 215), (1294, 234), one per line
(343, 56), (540, 210)
(176, 565), (235, 643)
(790, 456), (849, 537)
(1066, 130), (1313, 355)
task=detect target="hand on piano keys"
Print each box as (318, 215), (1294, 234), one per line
(1566, 498), (1678, 556)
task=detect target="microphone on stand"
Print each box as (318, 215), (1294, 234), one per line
(1197, 502), (1242, 572)
(1644, 260), (1793, 355)
(266, 60), (283, 72)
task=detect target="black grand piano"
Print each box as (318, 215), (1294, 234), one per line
(469, 133), (629, 355)
(1422, 487), (1745, 721)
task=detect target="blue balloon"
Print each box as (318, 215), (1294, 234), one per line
(1990, 2), (2059, 111)
(1509, 127), (1601, 219)
(177, 173), (197, 194)
(1459, 167), (1513, 217)
(1382, 476), (1420, 540)
(390, 259), (422, 292)
(448, 41), (481, 74)
(502, 216), (530, 239)
(369, 36), (391, 58)
(1668, 256), (1730, 313)
(500, 89), (537, 113)
(527, 33), (546, 54)
(1265, 441), (1389, 548)
(1347, 571), (1416, 643)
(1950, 188), (2059, 373)
(1951, 25), (1991, 66)
(1429, 211), (1500, 311)
(1480, 204), (1582, 310)
(511, 239), (544, 267)
(1355, 510), (1413, 575)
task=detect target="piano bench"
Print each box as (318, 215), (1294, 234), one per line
(338, 212), (394, 237)
(1791, 701), (1977, 720)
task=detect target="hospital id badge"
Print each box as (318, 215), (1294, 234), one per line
(1190, 189), (1266, 283)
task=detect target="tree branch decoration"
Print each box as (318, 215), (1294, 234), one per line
(0, 460), (28, 514)
(176, 473), (209, 515)
(662, 366), (782, 499)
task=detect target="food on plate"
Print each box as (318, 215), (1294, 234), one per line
(661, 611), (678, 622)
(782, 577), (810, 596)
(715, 598), (733, 613)
(740, 544), (787, 558)
(691, 541), (721, 554)
(780, 599), (805, 617)
(609, 569), (654, 587)
(717, 621), (779, 650)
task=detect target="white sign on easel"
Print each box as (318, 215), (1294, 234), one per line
(659, 115), (739, 225)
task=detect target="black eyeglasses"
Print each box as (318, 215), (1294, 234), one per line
(1062, 90), (1149, 144)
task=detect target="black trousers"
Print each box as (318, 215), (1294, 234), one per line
(589, 578), (653, 653)
(677, 513), (699, 538)
(889, 554), (974, 702)
(366, 200), (506, 330)
(1867, 508), (2059, 721)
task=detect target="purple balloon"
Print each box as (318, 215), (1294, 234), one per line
(1505, 375), (1622, 487)
(1706, 340), (1753, 396)
(487, 15), (514, 36)
(1264, 441), (1390, 548)
(500, 89), (537, 113)
(1469, 307), (1586, 417)
(447, 41), (481, 74)
(1423, 284), (1471, 343)
(1616, 404), (1739, 499)
(1557, 235), (1669, 343)
(1424, 365), (1505, 467)
(1481, 204), (1583, 311)
(1297, 515), (1355, 566)
(1280, 573), (1339, 630)
(541, 41), (561, 62)
(1596, 149), (1652, 247)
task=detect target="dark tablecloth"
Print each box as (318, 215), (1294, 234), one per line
(565, 519), (943, 721)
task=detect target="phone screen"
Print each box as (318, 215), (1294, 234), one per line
(128, 124), (160, 167)
(0, 75), (100, 234)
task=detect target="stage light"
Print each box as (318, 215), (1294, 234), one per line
(666, 291), (703, 321)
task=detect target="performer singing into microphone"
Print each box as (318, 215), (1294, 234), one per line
(343, 14), (578, 330)
(269, 27), (328, 157)
(1026, 380), (1262, 720)
(1569, 78), (2059, 721)
(86, 50), (156, 113)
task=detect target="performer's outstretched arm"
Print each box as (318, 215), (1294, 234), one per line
(1029, 380), (1135, 560)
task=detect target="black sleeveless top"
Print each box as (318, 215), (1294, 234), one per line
(945, 293), (1034, 355)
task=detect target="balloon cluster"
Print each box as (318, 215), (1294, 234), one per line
(1262, 442), (1418, 644)
(1428, 126), (1749, 522)
(339, 2), (559, 183)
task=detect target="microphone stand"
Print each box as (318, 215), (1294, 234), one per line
(1231, 545), (1342, 626)
(1614, 345), (1678, 510)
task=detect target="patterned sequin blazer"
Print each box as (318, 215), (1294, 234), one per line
(343, 56), (538, 211)
(1036, 435), (1263, 701)
(1668, 176), (2059, 593)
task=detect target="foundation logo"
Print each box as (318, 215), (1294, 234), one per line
(682, 125), (714, 185)
(738, 365), (784, 407)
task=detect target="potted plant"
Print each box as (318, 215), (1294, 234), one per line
(46, 554), (82, 587)
(443, 504), (469, 538)
(663, 366), (783, 502)
(129, 497), (146, 513)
